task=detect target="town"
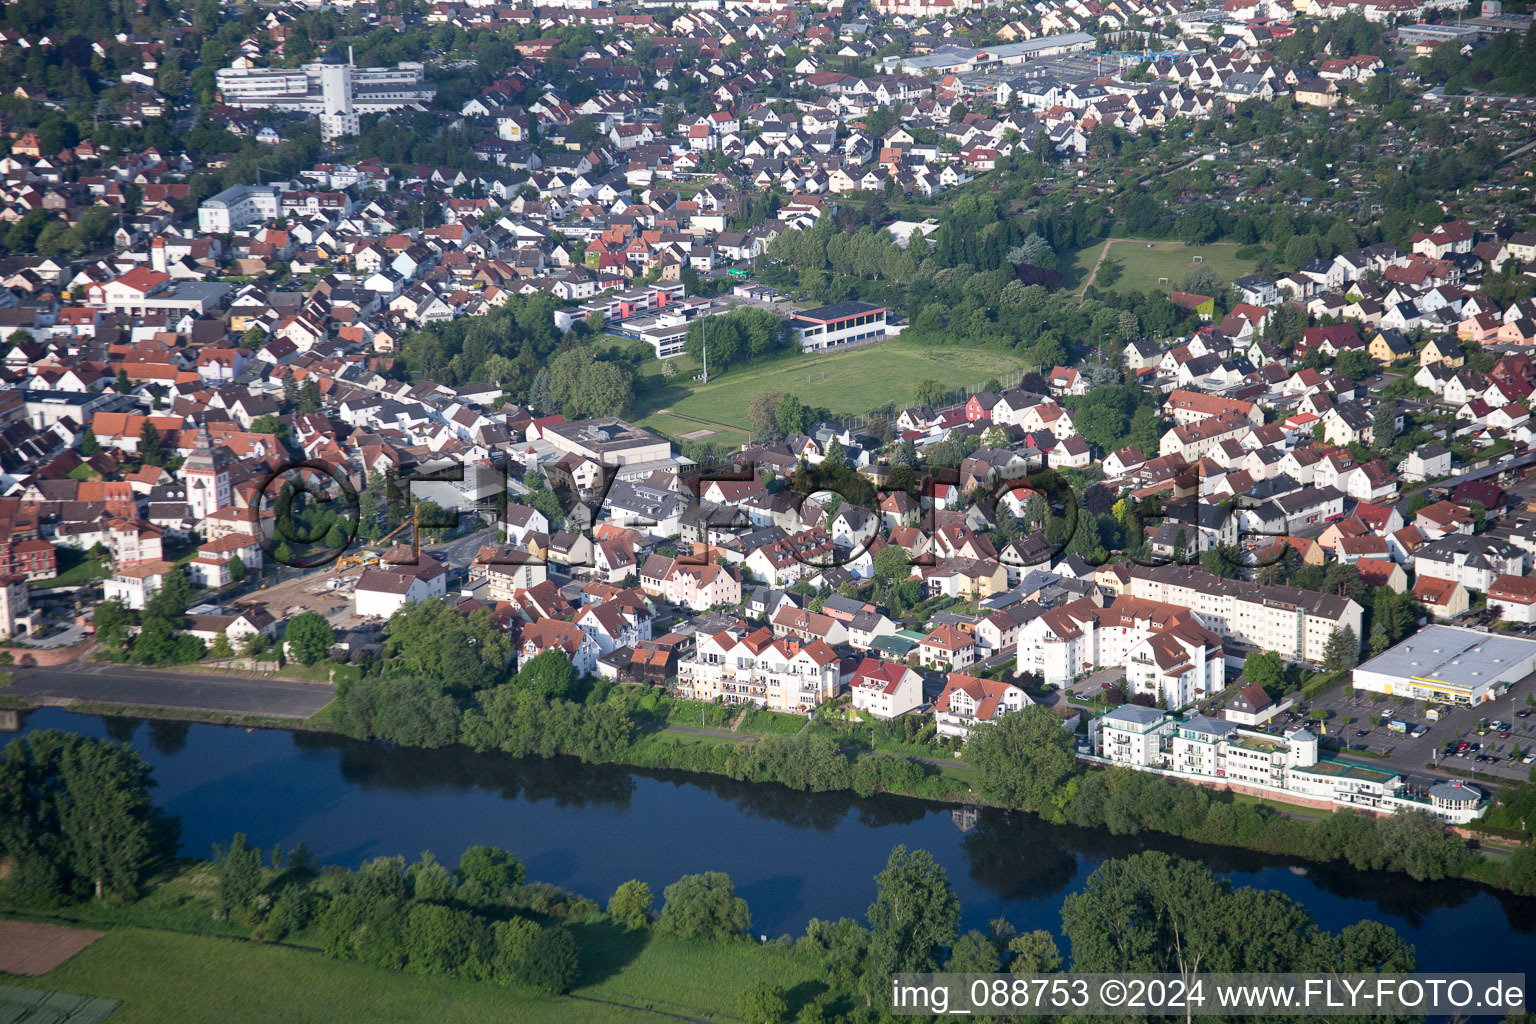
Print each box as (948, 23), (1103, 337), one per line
(2, 0), (1536, 1015)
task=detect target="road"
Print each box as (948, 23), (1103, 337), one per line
(6, 663), (335, 719)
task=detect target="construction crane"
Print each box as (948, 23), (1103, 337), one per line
(337, 503), (421, 569)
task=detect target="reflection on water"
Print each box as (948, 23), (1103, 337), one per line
(12, 709), (1536, 969)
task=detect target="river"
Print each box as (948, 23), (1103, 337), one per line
(13, 708), (1536, 970)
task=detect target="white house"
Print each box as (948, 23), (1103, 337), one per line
(353, 559), (448, 617)
(849, 657), (925, 719)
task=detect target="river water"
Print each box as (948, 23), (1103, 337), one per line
(13, 708), (1536, 970)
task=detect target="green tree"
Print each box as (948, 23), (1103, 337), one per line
(0, 731), (178, 902)
(79, 427), (100, 455)
(658, 871), (751, 941)
(116, 369), (132, 394)
(249, 414), (290, 440)
(456, 845), (525, 896)
(738, 981), (790, 1024)
(1007, 930), (1062, 973)
(228, 554), (246, 584)
(1062, 852), (1373, 975)
(92, 598), (135, 652)
(491, 918), (578, 992)
(1243, 650), (1285, 692)
(946, 930), (1002, 973)
(913, 378), (946, 407)
(284, 611), (336, 666)
(211, 629), (234, 658)
(138, 422), (165, 467)
(386, 599), (512, 693)
(218, 832), (263, 913)
(866, 846), (960, 985)
(872, 544), (911, 583)
(608, 879), (654, 929)
(777, 394), (809, 436)
(1323, 626), (1360, 672)
(514, 649), (578, 699)
(964, 706), (1080, 816)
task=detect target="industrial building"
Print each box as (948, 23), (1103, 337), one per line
(216, 48), (435, 140)
(1351, 625), (1536, 706)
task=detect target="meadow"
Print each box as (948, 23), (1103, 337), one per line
(1067, 238), (1265, 296)
(0, 921), (831, 1024)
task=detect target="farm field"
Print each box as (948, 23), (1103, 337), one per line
(628, 338), (1031, 447)
(1068, 238), (1265, 295)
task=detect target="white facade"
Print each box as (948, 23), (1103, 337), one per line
(1127, 566), (1362, 668)
(197, 185), (282, 234)
(1091, 705), (1487, 824)
(1351, 625), (1536, 706)
(217, 56), (434, 141)
(675, 628), (840, 714)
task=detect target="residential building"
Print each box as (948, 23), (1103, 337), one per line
(849, 658), (925, 719)
(1090, 705), (1486, 823)
(933, 672), (1031, 741)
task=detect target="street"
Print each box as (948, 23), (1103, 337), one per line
(6, 663), (336, 719)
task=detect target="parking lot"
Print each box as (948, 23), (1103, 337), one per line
(1272, 669), (1536, 785)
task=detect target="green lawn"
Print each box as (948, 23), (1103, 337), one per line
(735, 708), (806, 735)
(1068, 238), (1264, 296)
(0, 928), (641, 1024)
(570, 923), (830, 1020)
(628, 338), (1031, 446)
(33, 549), (108, 590)
(1, 921), (833, 1024)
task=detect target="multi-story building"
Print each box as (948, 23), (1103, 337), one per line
(1090, 705), (1487, 823)
(197, 184), (282, 234)
(788, 301), (888, 352)
(675, 627), (840, 714)
(934, 672), (1031, 741)
(217, 50), (434, 141)
(849, 658), (925, 719)
(1016, 594), (1218, 704)
(1413, 535), (1526, 593)
(1126, 565), (1362, 667)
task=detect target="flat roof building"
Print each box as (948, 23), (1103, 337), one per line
(789, 300), (887, 353)
(1351, 624), (1536, 705)
(542, 418), (671, 467)
(216, 49), (434, 141)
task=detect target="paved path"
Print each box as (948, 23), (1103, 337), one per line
(6, 663), (335, 719)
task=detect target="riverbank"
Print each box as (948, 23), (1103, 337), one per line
(3, 692), (1533, 899)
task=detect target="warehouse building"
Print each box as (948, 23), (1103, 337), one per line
(1351, 625), (1536, 705)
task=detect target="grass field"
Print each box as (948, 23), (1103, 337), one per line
(1067, 238), (1264, 296)
(0, 923), (831, 1024)
(628, 338), (1031, 447)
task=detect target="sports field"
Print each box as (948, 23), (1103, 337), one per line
(1068, 238), (1265, 296)
(630, 338), (1031, 447)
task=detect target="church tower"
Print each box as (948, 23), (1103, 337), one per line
(184, 423), (231, 521)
